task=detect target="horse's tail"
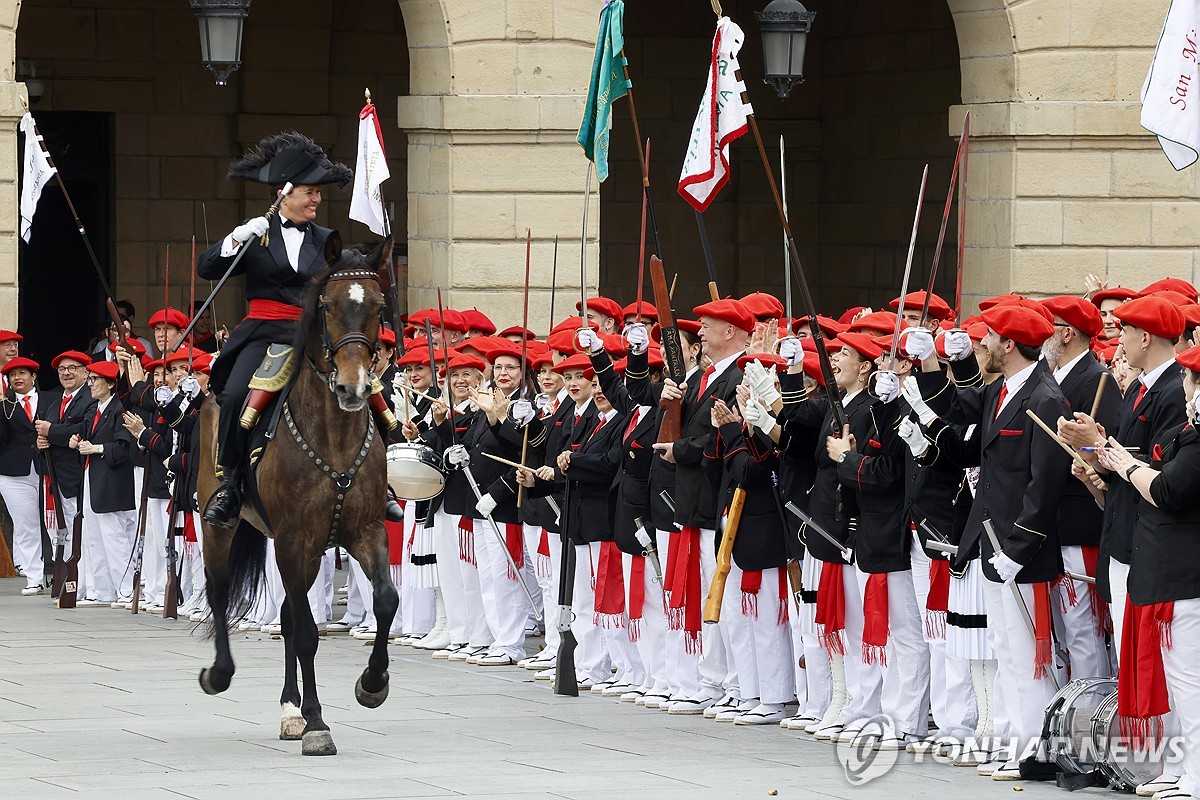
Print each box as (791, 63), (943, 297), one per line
(204, 521), (267, 638)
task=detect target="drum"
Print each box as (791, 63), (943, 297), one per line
(1090, 689), (1166, 792)
(1044, 677), (1117, 778)
(386, 443), (446, 501)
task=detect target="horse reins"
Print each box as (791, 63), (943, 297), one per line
(314, 267), (386, 392)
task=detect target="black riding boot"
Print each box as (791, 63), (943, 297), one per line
(385, 491), (403, 523)
(204, 466), (243, 529)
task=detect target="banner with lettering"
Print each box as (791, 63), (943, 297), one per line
(19, 113), (56, 244)
(1142, 0), (1200, 170)
(678, 17), (755, 211)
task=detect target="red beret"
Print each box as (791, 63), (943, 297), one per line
(836, 331), (884, 361)
(401, 337), (419, 352)
(1090, 286), (1139, 307)
(847, 310), (899, 335)
(396, 349), (434, 368)
(1151, 289), (1194, 308)
(965, 321), (989, 342)
(1177, 344), (1200, 373)
(693, 298), (755, 333)
(651, 319), (702, 344)
(531, 353), (556, 371)
(148, 308), (189, 330)
(0, 329), (21, 343)
(978, 293), (1025, 311)
(1040, 296), (1103, 338)
(163, 348), (200, 366)
(1114, 295), (1186, 340)
(802, 353), (826, 387)
(551, 353), (594, 379)
(577, 296), (624, 322)
(600, 333), (627, 358)
(52, 350), (92, 368)
(792, 315), (848, 337)
(551, 317), (590, 336)
(1, 356), (38, 374)
(1141, 277), (1198, 302)
(408, 308), (469, 334)
(646, 348), (665, 370)
(456, 336), (504, 358)
(498, 325), (538, 340)
(737, 352), (787, 372)
(526, 340), (549, 358)
(1181, 304), (1200, 328)
(739, 292), (785, 319)
(460, 308), (497, 336)
(142, 357), (163, 371)
(889, 291), (952, 321)
(838, 307), (865, 325)
(487, 344), (530, 367)
(378, 326), (397, 346)
(622, 301), (658, 321)
(110, 338), (146, 356)
(441, 353), (487, 375)
(87, 361), (119, 381)
(980, 305), (1056, 347)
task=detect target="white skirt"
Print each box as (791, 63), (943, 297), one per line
(409, 509), (439, 590)
(799, 549), (822, 636)
(948, 558), (991, 660)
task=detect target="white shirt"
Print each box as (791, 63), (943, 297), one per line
(15, 389), (36, 417)
(701, 350), (744, 389)
(222, 221), (305, 271)
(997, 361), (1038, 416)
(1139, 357), (1177, 391)
(1052, 350), (1090, 385)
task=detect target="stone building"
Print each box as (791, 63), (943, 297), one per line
(0, 0), (1194, 366)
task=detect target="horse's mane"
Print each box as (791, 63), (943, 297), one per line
(291, 243), (380, 354)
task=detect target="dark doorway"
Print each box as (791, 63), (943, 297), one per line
(18, 111), (112, 389)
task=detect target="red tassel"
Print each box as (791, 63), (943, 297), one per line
(924, 610), (946, 640)
(457, 518), (475, 567)
(740, 568), (762, 619)
(504, 523), (524, 581)
(861, 572), (890, 666)
(536, 529), (552, 578)
(776, 570), (790, 627)
(1033, 582), (1053, 680)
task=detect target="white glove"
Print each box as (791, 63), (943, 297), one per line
(900, 328), (935, 361)
(1191, 390), (1200, 423)
(444, 444), (470, 468)
(744, 360), (783, 406)
(898, 417), (928, 458)
(873, 370), (900, 404)
(231, 216), (269, 245)
(510, 398), (536, 427)
(743, 398), (777, 438)
(989, 550), (1023, 584)
(475, 492), (497, 519)
(575, 328), (603, 355)
(902, 376), (937, 426)
(180, 376), (200, 399)
(939, 329), (973, 362)
(623, 323), (649, 355)
(777, 336), (804, 367)
(154, 386), (174, 406)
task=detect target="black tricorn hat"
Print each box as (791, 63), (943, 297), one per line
(227, 131), (353, 188)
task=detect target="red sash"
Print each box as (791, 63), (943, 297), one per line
(926, 559), (950, 640)
(665, 527), (703, 654)
(862, 572), (890, 665)
(593, 541), (626, 628)
(628, 555), (646, 642)
(815, 560), (846, 656)
(246, 299), (303, 321)
(1118, 601), (1173, 748)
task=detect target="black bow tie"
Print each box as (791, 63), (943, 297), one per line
(281, 219), (309, 232)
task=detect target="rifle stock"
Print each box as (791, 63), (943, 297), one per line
(163, 481), (182, 620)
(42, 448), (69, 598)
(553, 477), (579, 696)
(58, 500), (82, 609)
(649, 256), (684, 443)
(704, 487), (746, 624)
(130, 452), (152, 614)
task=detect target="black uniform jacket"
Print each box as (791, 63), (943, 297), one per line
(1054, 353), (1122, 548)
(560, 410), (624, 546)
(429, 403), (483, 517)
(165, 393), (206, 514)
(1129, 423), (1200, 605)
(81, 397), (136, 513)
(669, 355), (744, 531)
(42, 386), (95, 501)
(0, 392), (57, 477)
(836, 398), (909, 574)
(717, 421), (789, 572)
(461, 390), (547, 525)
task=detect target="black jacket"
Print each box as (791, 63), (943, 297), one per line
(0, 391), (57, 477)
(1128, 423), (1200, 604)
(41, 386), (95, 500)
(82, 397), (136, 513)
(1054, 353), (1122, 547)
(718, 421), (790, 572)
(669, 356), (744, 530)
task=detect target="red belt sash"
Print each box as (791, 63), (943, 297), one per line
(246, 299), (303, 321)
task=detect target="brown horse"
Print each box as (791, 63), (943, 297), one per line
(196, 235), (397, 757)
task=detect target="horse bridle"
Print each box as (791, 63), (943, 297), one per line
(313, 268), (386, 392)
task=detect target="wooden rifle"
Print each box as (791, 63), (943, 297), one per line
(704, 487), (746, 623)
(41, 445), (69, 599)
(58, 482), (83, 609)
(129, 448), (152, 614)
(649, 256), (685, 444)
(552, 473), (579, 697)
(163, 464), (183, 620)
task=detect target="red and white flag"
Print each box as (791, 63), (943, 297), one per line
(678, 18), (754, 211)
(349, 98), (391, 235)
(1142, 0), (1200, 170)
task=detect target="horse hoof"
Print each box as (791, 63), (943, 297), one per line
(199, 667), (229, 695)
(280, 715), (306, 740)
(301, 729), (337, 756)
(355, 672), (389, 709)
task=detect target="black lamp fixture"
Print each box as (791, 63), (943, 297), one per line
(755, 0), (815, 100)
(190, 0), (252, 86)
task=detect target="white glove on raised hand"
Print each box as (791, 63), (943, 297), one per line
(475, 493), (497, 519)
(180, 376), (201, 399)
(872, 370), (900, 404)
(777, 336), (804, 367)
(938, 329), (973, 362)
(155, 385), (175, 406)
(743, 398), (777, 438)
(902, 376), (937, 426)
(898, 417), (928, 458)
(575, 328), (603, 355)
(989, 550), (1023, 584)
(231, 216), (269, 245)
(900, 328), (935, 361)
(510, 398), (536, 427)
(743, 360), (782, 406)
(623, 323), (649, 355)
(444, 444), (470, 468)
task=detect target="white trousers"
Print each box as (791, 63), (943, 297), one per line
(434, 510), (469, 644)
(875, 569), (932, 735)
(796, 549), (831, 719)
(1053, 546), (1111, 680)
(81, 478), (135, 602)
(659, 528), (701, 698)
(473, 517), (528, 660)
(841, 563), (884, 724)
(596, 547), (643, 687)
(982, 578), (1058, 749)
(0, 466), (43, 588)
(572, 542), (610, 681)
(305, 548), (334, 624)
(342, 554), (369, 625)
(911, 541), (977, 736)
(400, 511), (435, 636)
(624, 551), (668, 692)
(458, 523), (493, 649)
(524, 526), (561, 652)
(141, 497), (169, 605)
(1164, 598), (1200, 798)
(698, 526), (735, 699)
(1109, 557), (1130, 670)
(721, 562), (795, 705)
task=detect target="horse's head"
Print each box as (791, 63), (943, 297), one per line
(309, 234), (389, 412)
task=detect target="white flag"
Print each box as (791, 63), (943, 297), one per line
(19, 112), (56, 243)
(1141, 0), (1200, 170)
(678, 18), (754, 212)
(349, 101), (391, 236)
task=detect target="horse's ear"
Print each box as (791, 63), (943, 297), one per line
(372, 237), (394, 271)
(323, 230), (343, 266)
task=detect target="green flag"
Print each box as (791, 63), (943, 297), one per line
(577, 0), (630, 182)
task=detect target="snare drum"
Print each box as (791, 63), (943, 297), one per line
(1090, 689), (1166, 791)
(1044, 677), (1117, 777)
(386, 442), (446, 501)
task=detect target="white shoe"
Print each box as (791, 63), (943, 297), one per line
(703, 693), (741, 719)
(475, 652), (516, 667)
(589, 681), (614, 694)
(668, 695), (719, 715)
(734, 704), (789, 725)
(326, 617), (361, 633)
(110, 601), (127, 609)
(781, 713), (820, 731)
(433, 643), (466, 660)
(620, 690), (644, 703)
(812, 722), (845, 741)
(641, 693), (669, 709)
(601, 682), (632, 697)
(1139, 776), (1180, 798)
(991, 760), (1023, 781)
(351, 627), (377, 641)
(21, 585), (43, 596)
(576, 675), (598, 690)
(875, 733), (923, 751)
(715, 698), (757, 722)
(448, 646), (484, 662)
(262, 623), (283, 636)
(1153, 789), (1193, 800)
(534, 668), (554, 681)
(190, 610), (211, 623)
(976, 761), (1001, 777)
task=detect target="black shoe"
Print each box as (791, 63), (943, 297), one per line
(385, 499), (403, 523)
(203, 480), (242, 529)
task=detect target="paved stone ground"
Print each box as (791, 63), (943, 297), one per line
(0, 576), (1080, 800)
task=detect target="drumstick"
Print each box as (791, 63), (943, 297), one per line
(1025, 409), (1089, 469)
(483, 451), (530, 471)
(1089, 372), (1109, 419)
